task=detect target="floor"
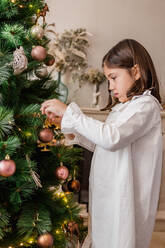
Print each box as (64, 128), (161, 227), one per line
(150, 232), (165, 248)
(79, 205), (165, 248)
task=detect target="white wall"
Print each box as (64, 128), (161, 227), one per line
(46, 0), (165, 108)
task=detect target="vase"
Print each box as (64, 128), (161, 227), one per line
(92, 83), (100, 109)
(57, 71), (68, 103)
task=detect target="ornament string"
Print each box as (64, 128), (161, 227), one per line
(26, 154), (42, 188)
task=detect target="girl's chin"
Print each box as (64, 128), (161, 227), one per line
(118, 97), (128, 103)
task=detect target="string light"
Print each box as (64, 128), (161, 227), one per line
(27, 237), (34, 244)
(63, 197), (68, 203)
(29, 4), (33, 8)
(10, 0), (16, 3)
(56, 229), (61, 234)
(56, 192), (65, 198)
(19, 243), (24, 246)
(19, 5), (24, 8)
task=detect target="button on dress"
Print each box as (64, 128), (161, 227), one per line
(61, 90), (163, 248)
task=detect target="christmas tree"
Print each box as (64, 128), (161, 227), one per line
(0, 0), (83, 247)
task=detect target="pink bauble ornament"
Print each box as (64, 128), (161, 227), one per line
(37, 233), (54, 248)
(55, 165), (69, 180)
(38, 128), (54, 143)
(31, 46), (47, 61)
(0, 159), (16, 177)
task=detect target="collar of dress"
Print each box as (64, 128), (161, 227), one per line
(111, 90), (163, 112)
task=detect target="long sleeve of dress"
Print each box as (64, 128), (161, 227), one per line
(64, 132), (95, 152)
(61, 98), (161, 152)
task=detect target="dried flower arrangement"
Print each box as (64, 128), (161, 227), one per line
(78, 68), (106, 86)
(49, 28), (90, 74)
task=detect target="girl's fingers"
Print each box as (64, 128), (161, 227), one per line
(45, 106), (56, 116)
(40, 102), (54, 115)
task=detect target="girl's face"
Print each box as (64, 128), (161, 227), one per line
(103, 64), (140, 103)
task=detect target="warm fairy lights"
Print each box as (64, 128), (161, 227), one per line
(63, 196), (68, 203)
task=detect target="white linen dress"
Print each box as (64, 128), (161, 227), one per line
(61, 90), (163, 248)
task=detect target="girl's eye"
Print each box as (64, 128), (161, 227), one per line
(111, 77), (116, 80)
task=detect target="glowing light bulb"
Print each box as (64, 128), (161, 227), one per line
(20, 243), (24, 246)
(63, 197), (68, 203)
(56, 230), (60, 234)
(29, 4), (33, 8)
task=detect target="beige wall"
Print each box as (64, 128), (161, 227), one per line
(46, 0), (165, 108)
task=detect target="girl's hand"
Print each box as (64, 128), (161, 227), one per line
(40, 99), (67, 121)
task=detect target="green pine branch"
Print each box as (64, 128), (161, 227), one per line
(0, 23), (27, 48)
(0, 136), (21, 159)
(0, 66), (12, 85)
(17, 204), (52, 239)
(0, 206), (10, 240)
(0, 107), (14, 140)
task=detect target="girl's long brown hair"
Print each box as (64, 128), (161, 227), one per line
(102, 39), (161, 111)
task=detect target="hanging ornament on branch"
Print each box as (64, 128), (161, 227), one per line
(54, 162), (69, 180)
(12, 46), (28, 75)
(26, 154), (42, 188)
(44, 54), (55, 66)
(37, 233), (54, 248)
(30, 24), (44, 40)
(0, 155), (16, 177)
(68, 169), (80, 193)
(67, 179), (80, 193)
(31, 46), (47, 61)
(38, 128), (54, 143)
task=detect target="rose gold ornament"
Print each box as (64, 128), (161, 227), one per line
(30, 25), (44, 40)
(44, 54), (55, 66)
(38, 128), (54, 143)
(37, 233), (54, 247)
(55, 163), (69, 180)
(67, 179), (80, 193)
(0, 157), (16, 177)
(31, 46), (47, 61)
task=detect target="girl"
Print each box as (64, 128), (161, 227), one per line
(41, 39), (163, 248)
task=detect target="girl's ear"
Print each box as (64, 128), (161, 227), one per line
(132, 64), (141, 81)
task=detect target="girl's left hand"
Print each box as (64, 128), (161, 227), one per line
(40, 99), (67, 121)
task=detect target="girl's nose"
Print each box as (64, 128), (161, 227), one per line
(108, 80), (115, 90)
